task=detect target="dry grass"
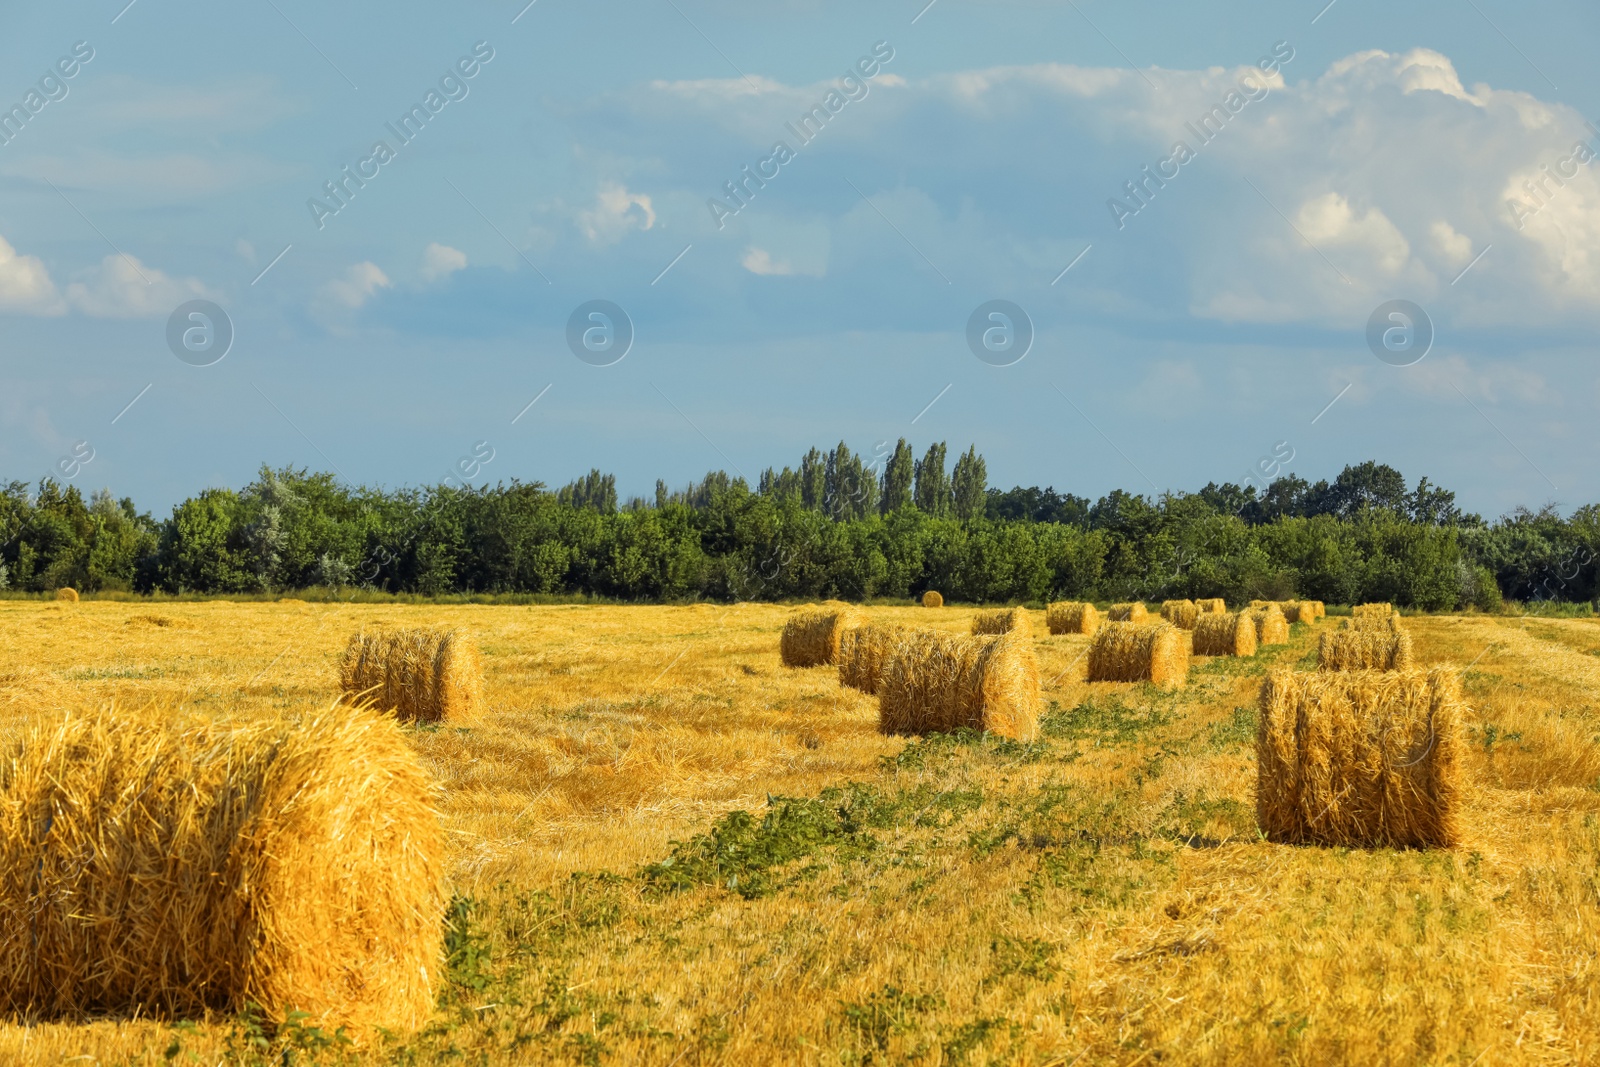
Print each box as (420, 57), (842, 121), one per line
(1318, 627), (1416, 671)
(1191, 611), (1258, 657)
(339, 628), (484, 722)
(1086, 621), (1190, 687)
(877, 631), (1040, 739)
(3, 603), (1600, 1064)
(1195, 598), (1227, 614)
(1160, 599), (1199, 630)
(1046, 600), (1099, 635)
(921, 590), (943, 608)
(778, 607), (864, 667)
(970, 606), (1030, 637)
(0, 703), (445, 1032)
(1108, 601), (1149, 623)
(1246, 604), (1290, 646)
(1257, 667), (1464, 848)
(837, 622), (906, 694)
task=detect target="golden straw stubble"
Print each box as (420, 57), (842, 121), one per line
(838, 622), (906, 694)
(970, 607), (1030, 637)
(339, 628), (484, 722)
(878, 631), (1040, 740)
(1046, 601), (1099, 635)
(0, 704), (447, 1031)
(1256, 667), (1464, 848)
(1191, 611), (1257, 657)
(1086, 621), (1190, 687)
(779, 608), (864, 667)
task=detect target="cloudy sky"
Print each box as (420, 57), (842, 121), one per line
(2, 0), (1597, 518)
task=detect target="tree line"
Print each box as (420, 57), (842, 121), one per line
(2, 441), (1593, 610)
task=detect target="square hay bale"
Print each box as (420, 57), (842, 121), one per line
(971, 607), (1031, 637)
(0, 704), (447, 1031)
(1191, 611), (1258, 657)
(1046, 601), (1099, 635)
(921, 590), (943, 608)
(1195, 598), (1227, 614)
(1086, 621), (1190, 687)
(878, 632), (1040, 739)
(1107, 602), (1149, 623)
(779, 607), (864, 667)
(339, 629), (484, 722)
(1317, 627), (1415, 671)
(1256, 667), (1464, 848)
(1160, 599), (1199, 630)
(1246, 604), (1290, 646)
(838, 622), (907, 694)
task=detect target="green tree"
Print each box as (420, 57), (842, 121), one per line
(880, 439), (914, 514)
(913, 442), (950, 517)
(950, 445), (987, 521)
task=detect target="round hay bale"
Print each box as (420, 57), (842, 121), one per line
(339, 628), (484, 722)
(1352, 602), (1395, 619)
(0, 704), (446, 1031)
(54, 588), (78, 603)
(878, 632), (1039, 739)
(1107, 602), (1148, 623)
(1194, 598), (1227, 614)
(779, 608), (864, 667)
(1257, 667), (1464, 848)
(1160, 599), (1199, 630)
(1246, 604), (1290, 646)
(838, 622), (907, 694)
(1192, 611), (1257, 657)
(921, 590), (943, 608)
(1086, 621), (1189, 687)
(1317, 627), (1414, 671)
(970, 607), (1030, 637)
(1045, 601), (1099, 635)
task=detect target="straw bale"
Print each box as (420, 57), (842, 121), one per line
(1107, 602), (1148, 623)
(779, 607), (864, 667)
(1194, 598), (1226, 614)
(339, 628), (484, 722)
(1256, 667), (1464, 848)
(1287, 600), (1326, 623)
(878, 632), (1039, 739)
(1046, 601), (1099, 635)
(0, 704), (446, 1030)
(971, 607), (1031, 637)
(1342, 613), (1405, 633)
(1191, 611), (1258, 657)
(54, 588), (78, 603)
(921, 590), (943, 608)
(1086, 621), (1189, 687)
(1353, 602), (1395, 619)
(1160, 599), (1199, 630)
(838, 623), (907, 694)
(1318, 627), (1415, 671)
(1247, 604), (1290, 646)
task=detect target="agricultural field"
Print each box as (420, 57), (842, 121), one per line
(2, 599), (1600, 1064)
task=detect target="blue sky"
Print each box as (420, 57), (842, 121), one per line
(2, 0), (1598, 518)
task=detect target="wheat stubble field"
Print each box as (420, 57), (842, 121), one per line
(2, 599), (1600, 1065)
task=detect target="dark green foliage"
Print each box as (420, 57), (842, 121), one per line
(0, 455), (1576, 607)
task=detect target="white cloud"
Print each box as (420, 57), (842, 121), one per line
(576, 182), (656, 245)
(1429, 221), (1473, 265)
(1293, 192), (1411, 275)
(420, 242), (468, 283)
(64, 253), (211, 318)
(0, 235), (66, 316)
(741, 247), (793, 275)
(323, 262), (391, 308)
